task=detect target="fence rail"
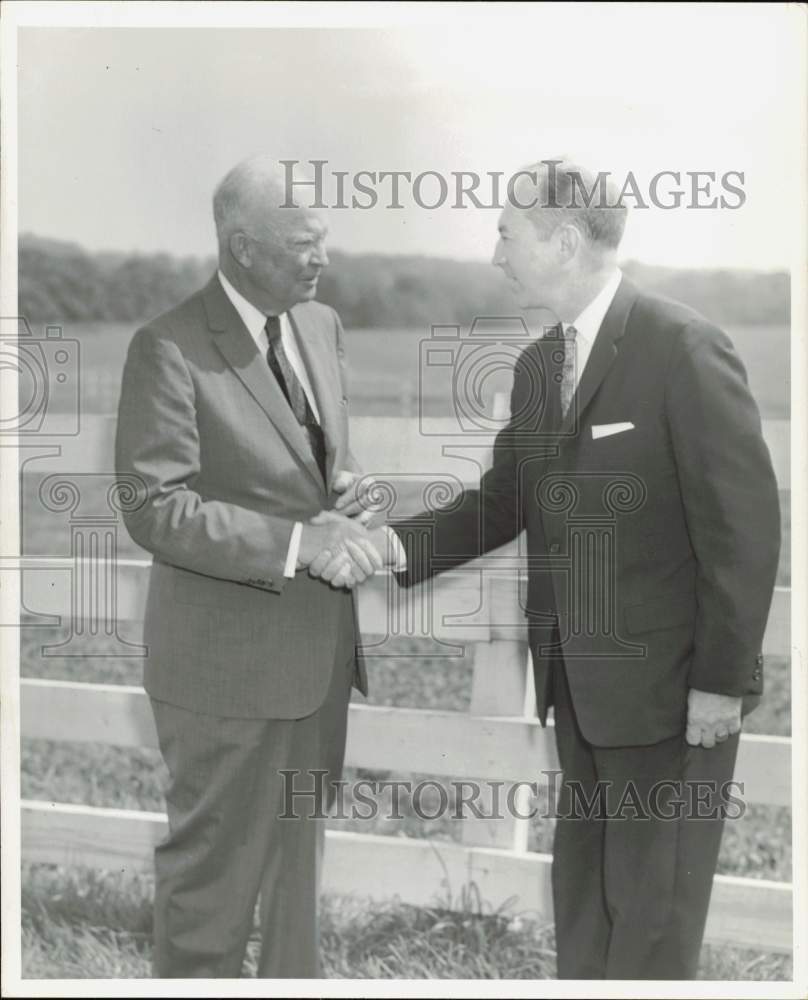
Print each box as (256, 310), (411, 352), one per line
(20, 801), (792, 954)
(20, 679), (792, 807)
(18, 555), (793, 954)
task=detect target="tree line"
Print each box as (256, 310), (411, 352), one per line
(19, 233), (789, 328)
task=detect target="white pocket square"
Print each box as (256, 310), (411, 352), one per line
(592, 422), (634, 440)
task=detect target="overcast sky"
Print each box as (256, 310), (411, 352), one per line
(16, 5), (802, 269)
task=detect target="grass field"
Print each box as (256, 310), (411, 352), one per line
(43, 320), (789, 419)
(20, 865), (792, 981)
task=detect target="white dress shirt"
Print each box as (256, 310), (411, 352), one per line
(557, 266), (622, 394)
(217, 269), (320, 577)
(217, 269), (321, 424)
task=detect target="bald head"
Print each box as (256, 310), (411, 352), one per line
(213, 154), (301, 254)
(213, 154), (329, 314)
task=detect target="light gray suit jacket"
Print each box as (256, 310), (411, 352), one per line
(115, 275), (366, 719)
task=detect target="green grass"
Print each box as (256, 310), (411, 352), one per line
(20, 865), (793, 980)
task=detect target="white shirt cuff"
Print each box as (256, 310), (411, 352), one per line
(383, 525), (407, 572)
(284, 521), (303, 578)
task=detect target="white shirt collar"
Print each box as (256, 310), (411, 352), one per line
(216, 269), (322, 424)
(565, 267), (623, 345)
(217, 268), (272, 346)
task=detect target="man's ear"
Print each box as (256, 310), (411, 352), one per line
(556, 223), (581, 262)
(229, 232), (252, 268)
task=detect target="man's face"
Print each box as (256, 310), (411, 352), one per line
(246, 209), (329, 311)
(492, 205), (562, 310)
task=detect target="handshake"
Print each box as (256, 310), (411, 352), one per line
(296, 471), (395, 589)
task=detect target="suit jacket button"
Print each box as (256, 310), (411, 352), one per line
(755, 653), (764, 665)
(549, 542), (561, 554)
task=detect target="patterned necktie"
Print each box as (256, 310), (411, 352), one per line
(560, 325), (578, 419)
(265, 315), (327, 484)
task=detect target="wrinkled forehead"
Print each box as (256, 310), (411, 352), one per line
(277, 206), (327, 237)
(257, 203), (328, 242)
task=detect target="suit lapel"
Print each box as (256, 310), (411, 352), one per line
(559, 276), (638, 436)
(288, 305), (343, 486)
(201, 276), (324, 491)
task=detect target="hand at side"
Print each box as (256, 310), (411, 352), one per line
(686, 688), (743, 748)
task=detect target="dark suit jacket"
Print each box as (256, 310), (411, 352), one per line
(115, 275), (366, 719)
(393, 277), (781, 746)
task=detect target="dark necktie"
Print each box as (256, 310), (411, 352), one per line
(560, 325), (579, 419)
(265, 315), (327, 484)
(538, 323), (578, 433)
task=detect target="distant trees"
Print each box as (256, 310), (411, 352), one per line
(18, 233), (789, 328)
(18, 236), (215, 323)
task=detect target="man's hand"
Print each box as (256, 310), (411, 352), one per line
(332, 469), (382, 522)
(297, 511), (385, 589)
(686, 688), (742, 748)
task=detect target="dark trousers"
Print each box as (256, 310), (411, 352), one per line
(550, 662), (740, 980)
(148, 607), (355, 979)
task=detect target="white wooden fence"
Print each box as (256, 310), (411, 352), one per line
(17, 408), (792, 955)
(19, 561), (792, 954)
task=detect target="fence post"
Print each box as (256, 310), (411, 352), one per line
(461, 389), (534, 853)
(461, 574), (534, 853)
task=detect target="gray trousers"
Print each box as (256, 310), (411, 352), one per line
(149, 610), (355, 978)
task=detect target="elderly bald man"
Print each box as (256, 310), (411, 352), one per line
(115, 155), (387, 978)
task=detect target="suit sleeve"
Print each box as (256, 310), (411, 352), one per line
(665, 319), (781, 696)
(391, 363), (528, 587)
(115, 324), (295, 593)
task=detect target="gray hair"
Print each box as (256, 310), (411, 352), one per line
(212, 154), (289, 250)
(514, 158), (628, 250)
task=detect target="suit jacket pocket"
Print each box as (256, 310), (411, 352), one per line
(623, 594), (695, 635)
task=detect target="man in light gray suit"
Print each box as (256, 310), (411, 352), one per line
(115, 155), (386, 978)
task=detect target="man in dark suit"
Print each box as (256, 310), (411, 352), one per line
(331, 158), (781, 978)
(115, 155), (386, 978)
